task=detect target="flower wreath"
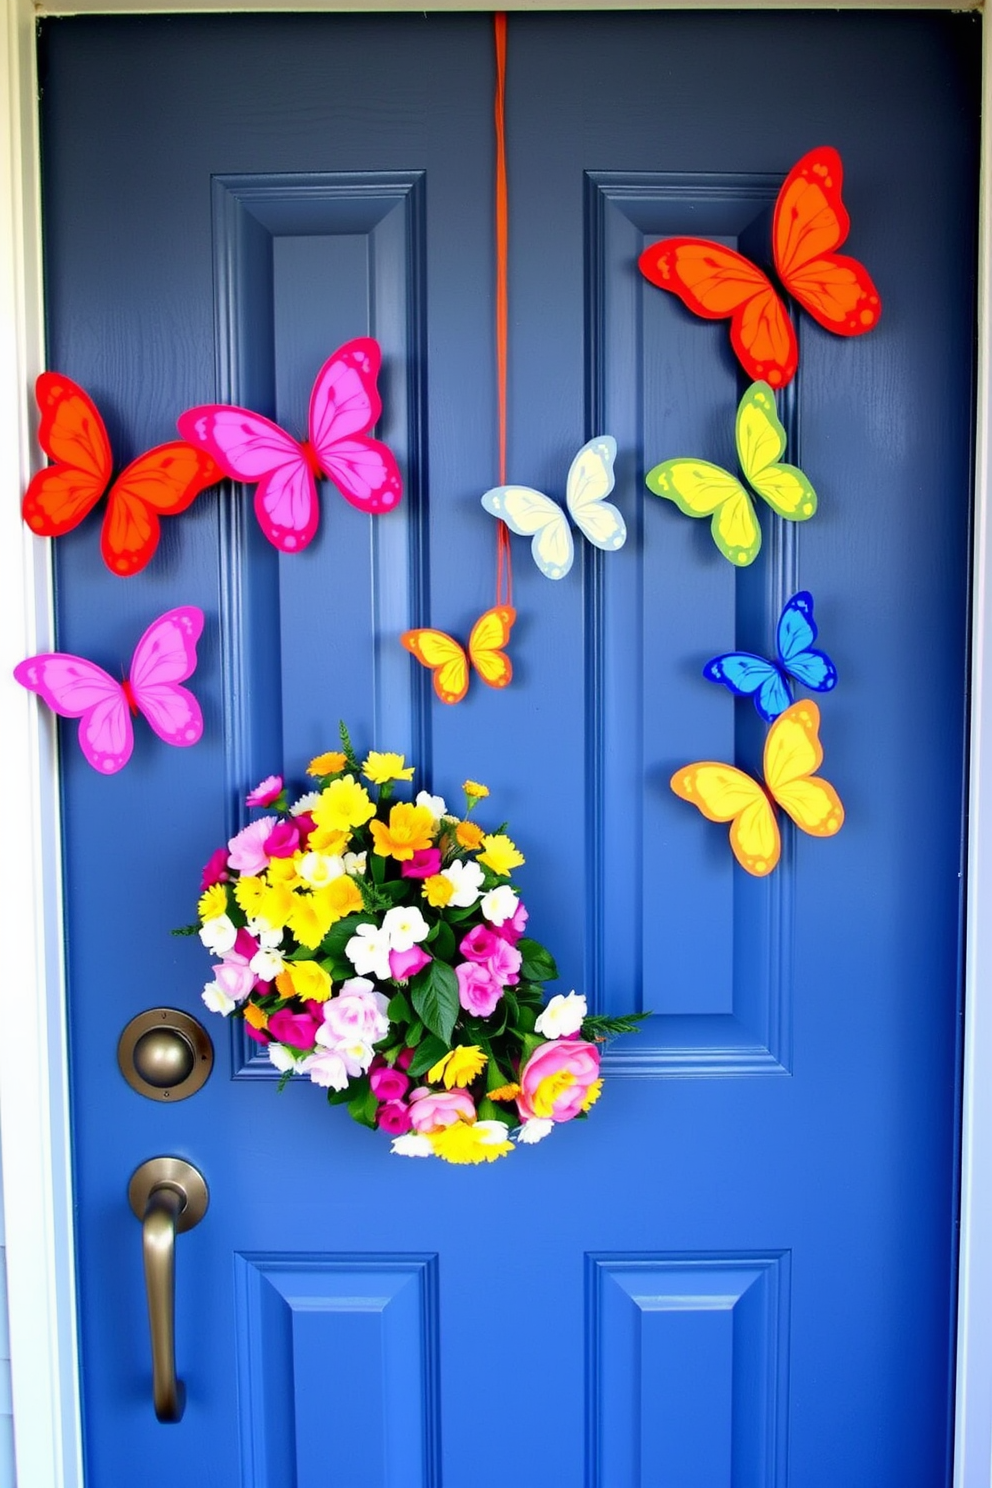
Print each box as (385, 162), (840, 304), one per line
(186, 727), (643, 1164)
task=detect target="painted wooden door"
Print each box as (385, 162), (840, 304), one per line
(37, 12), (978, 1487)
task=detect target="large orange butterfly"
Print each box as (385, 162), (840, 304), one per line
(670, 700), (844, 877)
(22, 373), (221, 576)
(638, 147), (881, 388)
(401, 606), (515, 705)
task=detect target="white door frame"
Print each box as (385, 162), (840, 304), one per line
(1, 2), (988, 1484)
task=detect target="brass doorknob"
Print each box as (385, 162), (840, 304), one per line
(128, 1157), (209, 1423)
(118, 1010), (213, 1102)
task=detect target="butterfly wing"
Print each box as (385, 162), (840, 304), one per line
(776, 591), (838, 694)
(736, 382), (817, 523)
(564, 436), (626, 552)
(481, 485), (574, 580)
(671, 761), (781, 876)
(703, 653), (793, 723)
(309, 338), (402, 516)
(645, 458), (761, 567)
(773, 146), (882, 338)
(638, 238), (798, 388)
(763, 700), (844, 839)
(101, 443), (221, 576)
(127, 606), (204, 748)
(467, 606), (515, 691)
(14, 652), (133, 773)
(22, 373), (112, 538)
(401, 629), (470, 705)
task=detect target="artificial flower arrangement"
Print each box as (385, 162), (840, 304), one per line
(183, 727), (643, 1164)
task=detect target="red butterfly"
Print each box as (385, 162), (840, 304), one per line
(638, 146), (881, 389)
(22, 373), (221, 576)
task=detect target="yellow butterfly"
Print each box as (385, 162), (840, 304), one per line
(670, 700), (844, 876)
(400, 606), (515, 705)
(645, 381), (817, 566)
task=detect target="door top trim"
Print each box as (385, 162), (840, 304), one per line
(32, 0), (985, 17)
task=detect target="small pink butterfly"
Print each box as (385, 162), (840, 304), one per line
(177, 337), (402, 553)
(14, 606), (204, 774)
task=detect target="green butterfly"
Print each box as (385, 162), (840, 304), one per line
(645, 381), (817, 566)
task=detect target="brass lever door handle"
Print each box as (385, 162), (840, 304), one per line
(128, 1157), (209, 1422)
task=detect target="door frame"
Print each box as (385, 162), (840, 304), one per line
(1, 2), (989, 1484)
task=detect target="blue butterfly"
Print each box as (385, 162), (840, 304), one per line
(703, 590), (837, 723)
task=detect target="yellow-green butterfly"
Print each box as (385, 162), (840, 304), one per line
(645, 381), (817, 566)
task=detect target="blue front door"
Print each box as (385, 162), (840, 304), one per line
(37, 12), (978, 1486)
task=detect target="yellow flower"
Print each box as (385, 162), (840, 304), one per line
(308, 825), (350, 856)
(267, 855), (303, 889)
(312, 776), (375, 833)
(581, 1078), (604, 1113)
(430, 1120), (513, 1164)
(256, 880), (295, 932)
(422, 874), (454, 908)
(362, 750), (415, 784)
(463, 780), (489, 799)
(478, 833), (525, 876)
(455, 820), (485, 850)
(308, 751), (347, 777)
(428, 1045), (487, 1089)
(243, 1003), (268, 1031)
(233, 875), (267, 917)
(198, 883), (228, 922)
(286, 959), (333, 1003)
(287, 878), (364, 950)
(487, 1082), (521, 1102)
(369, 802), (435, 861)
(531, 1070), (575, 1119)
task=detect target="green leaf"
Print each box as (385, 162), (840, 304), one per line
(410, 960), (459, 1044)
(518, 938), (558, 984)
(405, 1020), (425, 1047)
(476, 1098), (514, 1126)
(171, 923), (199, 937)
(406, 1033), (449, 1079)
(325, 1084), (354, 1106)
(581, 1011), (651, 1041)
(321, 913), (366, 957)
(346, 1078), (379, 1129)
(387, 991), (413, 1023)
(338, 719), (360, 772)
(513, 1005), (538, 1035)
(429, 919), (457, 963)
(370, 851), (386, 885)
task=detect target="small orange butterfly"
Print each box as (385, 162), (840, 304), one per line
(401, 606), (515, 705)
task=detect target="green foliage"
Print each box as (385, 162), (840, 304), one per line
(406, 1034), (449, 1079)
(581, 1012), (652, 1041)
(517, 937), (558, 983)
(410, 959), (459, 1044)
(172, 923), (199, 937)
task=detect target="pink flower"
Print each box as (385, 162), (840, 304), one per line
(233, 927), (259, 962)
(301, 1047), (349, 1090)
(246, 774), (283, 808)
(401, 848), (442, 880)
(267, 1007), (320, 1050)
(227, 817), (277, 876)
(371, 1065), (411, 1101)
(211, 960), (255, 1004)
(319, 981), (390, 1044)
(487, 938), (522, 986)
(496, 902), (529, 945)
(245, 1022), (269, 1046)
(389, 945), (432, 982)
(376, 1100), (413, 1135)
(459, 924), (501, 963)
(200, 848), (230, 890)
(455, 961), (504, 1018)
(293, 812), (316, 843)
(264, 820), (300, 859)
(396, 1047), (415, 1070)
(408, 1087), (476, 1132)
(516, 1038), (601, 1123)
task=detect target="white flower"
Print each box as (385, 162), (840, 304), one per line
(391, 1133), (435, 1158)
(199, 914), (238, 956)
(300, 1047), (350, 1090)
(343, 851), (367, 876)
(515, 1118), (555, 1145)
(267, 1043), (297, 1073)
(297, 851), (345, 887)
(246, 918), (283, 949)
(249, 947), (286, 982)
(481, 885), (519, 926)
(345, 922), (393, 981)
(415, 789), (447, 821)
(290, 791), (321, 816)
(535, 991), (588, 1039)
(319, 981), (390, 1046)
(381, 903), (430, 951)
(441, 858), (485, 908)
(201, 981), (237, 1016)
(475, 1120), (514, 1146)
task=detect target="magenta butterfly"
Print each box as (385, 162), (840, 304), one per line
(177, 337), (402, 553)
(14, 606), (204, 774)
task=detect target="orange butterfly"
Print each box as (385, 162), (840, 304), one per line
(638, 147), (881, 388)
(22, 372), (221, 576)
(670, 700), (844, 877)
(401, 606), (515, 705)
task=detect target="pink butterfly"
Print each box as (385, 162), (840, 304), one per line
(14, 606), (204, 774)
(177, 337), (402, 553)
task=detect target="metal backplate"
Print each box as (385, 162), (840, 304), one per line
(118, 1009), (213, 1102)
(128, 1157), (209, 1233)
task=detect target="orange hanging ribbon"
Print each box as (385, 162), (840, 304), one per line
(493, 11), (512, 609)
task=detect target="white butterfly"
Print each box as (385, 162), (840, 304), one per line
(480, 435), (626, 580)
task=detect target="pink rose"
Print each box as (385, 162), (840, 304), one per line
(396, 1047), (415, 1070)
(227, 817), (277, 876)
(455, 960), (504, 1018)
(487, 938), (521, 986)
(267, 1007), (320, 1050)
(516, 1038), (601, 1123)
(200, 847), (230, 890)
(376, 1100), (413, 1135)
(244, 1022), (269, 1046)
(389, 945), (432, 982)
(459, 924), (501, 963)
(370, 1065), (411, 1102)
(293, 812), (316, 843)
(246, 774), (283, 808)
(233, 927), (259, 962)
(496, 902), (529, 945)
(408, 1087), (476, 1132)
(211, 960), (255, 1004)
(401, 848), (442, 880)
(265, 820), (300, 859)
(320, 982), (390, 1044)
